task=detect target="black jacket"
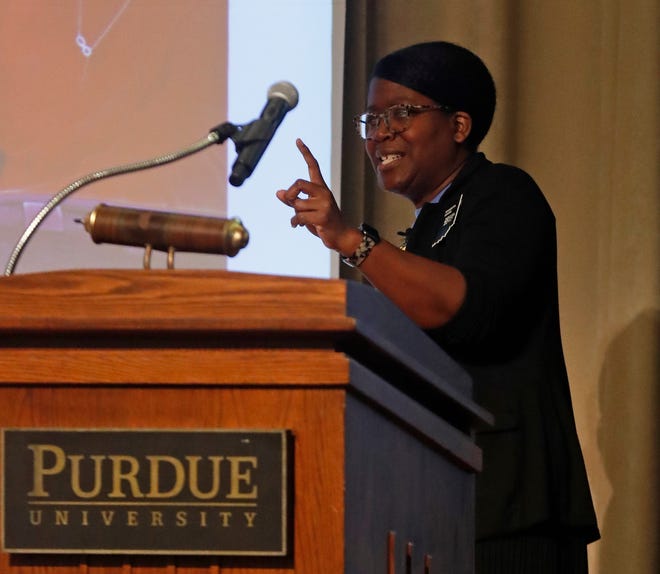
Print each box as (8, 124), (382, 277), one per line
(406, 152), (600, 543)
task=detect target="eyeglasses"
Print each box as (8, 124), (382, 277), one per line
(353, 103), (454, 140)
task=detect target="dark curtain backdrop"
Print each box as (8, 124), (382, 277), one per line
(339, 2), (659, 574)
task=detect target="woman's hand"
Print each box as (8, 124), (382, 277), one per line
(276, 140), (465, 329)
(276, 139), (362, 256)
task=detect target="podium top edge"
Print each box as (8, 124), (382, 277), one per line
(0, 269), (490, 426)
(0, 269), (350, 332)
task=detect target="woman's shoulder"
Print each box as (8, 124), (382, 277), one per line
(460, 154), (553, 216)
(468, 153), (541, 191)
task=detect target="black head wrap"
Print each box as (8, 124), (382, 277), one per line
(371, 41), (496, 149)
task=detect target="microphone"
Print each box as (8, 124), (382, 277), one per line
(80, 204), (249, 257)
(229, 81), (299, 187)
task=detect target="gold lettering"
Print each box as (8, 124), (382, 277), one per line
(108, 456), (144, 498)
(146, 455), (185, 498)
(187, 455), (223, 499)
(176, 511), (187, 527)
(218, 511), (232, 527)
(55, 510), (69, 526)
(69, 455), (106, 498)
(151, 511), (164, 526)
(81, 510), (89, 526)
(244, 511), (257, 527)
(126, 510), (139, 526)
(199, 510), (207, 527)
(27, 444), (66, 497)
(227, 456), (258, 499)
(101, 510), (115, 525)
(29, 510), (42, 525)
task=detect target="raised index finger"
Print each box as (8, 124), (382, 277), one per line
(296, 138), (327, 187)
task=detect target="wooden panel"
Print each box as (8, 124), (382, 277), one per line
(0, 270), (481, 573)
(0, 349), (349, 385)
(0, 385), (347, 574)
(0, 270), (353, 334)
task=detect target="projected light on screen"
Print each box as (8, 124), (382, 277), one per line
(0, 0), (342, 278)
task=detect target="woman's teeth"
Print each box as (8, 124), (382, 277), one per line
(380, 154), (401, 166)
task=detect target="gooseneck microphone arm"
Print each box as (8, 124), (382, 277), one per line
(3, 122), (238, 276)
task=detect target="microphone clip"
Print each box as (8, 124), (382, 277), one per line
(229, 119), (271, 152)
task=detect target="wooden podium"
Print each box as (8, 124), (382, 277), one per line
(0, 270), (490, 574)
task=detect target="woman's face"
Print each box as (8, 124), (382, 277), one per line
(365, 78), (465, 207)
